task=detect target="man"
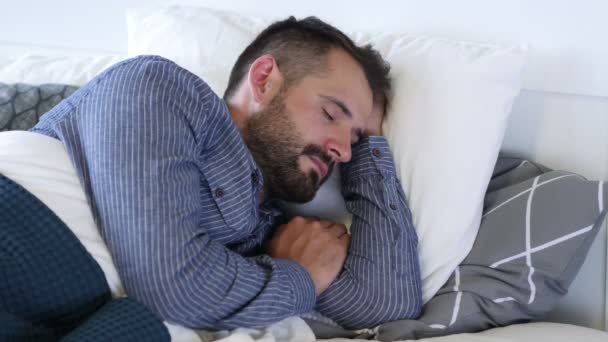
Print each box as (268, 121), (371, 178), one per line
(32, 17), (422, 330)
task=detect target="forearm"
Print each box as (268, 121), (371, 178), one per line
(315, 137), (422, 329)
(133, 239), (316, 329)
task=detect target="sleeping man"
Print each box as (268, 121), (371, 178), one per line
(30, 16), (422, 330)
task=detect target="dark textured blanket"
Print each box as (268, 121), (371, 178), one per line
(0, 173), (169, 341)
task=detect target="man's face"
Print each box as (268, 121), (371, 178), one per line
(243, 48), (373, 203)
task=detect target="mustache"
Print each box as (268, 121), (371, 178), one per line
(301, 144), (335, 178)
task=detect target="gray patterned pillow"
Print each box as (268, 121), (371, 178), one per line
(0, 83), (78, 131)
(304, 157), (607, 340)
(375, 157), (607, 340)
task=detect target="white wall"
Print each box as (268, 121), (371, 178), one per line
(2, 0), (608, 97)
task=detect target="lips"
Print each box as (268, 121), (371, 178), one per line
(309, 155), (328, 180)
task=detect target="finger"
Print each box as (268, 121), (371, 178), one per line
(338, 233), (351, 247)
(307, 217), (334, 229)
(318, 220), (336, 229)
(326, 224), (348, 238)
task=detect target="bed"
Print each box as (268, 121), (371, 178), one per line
(1, 1), (607, 341)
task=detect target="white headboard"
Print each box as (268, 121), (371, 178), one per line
(2, 0), (607, 332)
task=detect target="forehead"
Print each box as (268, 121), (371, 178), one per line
(289, 48), (374, 121)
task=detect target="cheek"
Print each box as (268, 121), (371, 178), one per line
(289, 119), (321, 146)
(283, 101), (332, 149)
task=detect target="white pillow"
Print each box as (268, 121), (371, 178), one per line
(128, 5), (268, 95)
(127, 5), (528, 303)
(0, 55), (124, 86)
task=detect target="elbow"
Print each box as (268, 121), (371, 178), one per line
(145, 292), (193, 328)
(353, 284), (422, 330)
(126, 275), (215, 330)
(321, 276), (423, 330)
(378, 278), (423, 324)
(392, 280), (423, 321)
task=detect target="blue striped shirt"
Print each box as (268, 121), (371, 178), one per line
(32, 56), (421, 330)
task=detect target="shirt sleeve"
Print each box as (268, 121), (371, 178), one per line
(314, 137), (422, 329)
(70, 56), (316, 330)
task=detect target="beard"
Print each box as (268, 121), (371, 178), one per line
(242, 90), (334, 203)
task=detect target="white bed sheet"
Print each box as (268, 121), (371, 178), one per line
(202, 318), (608, 342)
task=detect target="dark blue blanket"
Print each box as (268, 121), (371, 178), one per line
(0, 173), (169, 341)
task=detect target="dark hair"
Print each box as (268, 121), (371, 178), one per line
(223, 16), (391, 104)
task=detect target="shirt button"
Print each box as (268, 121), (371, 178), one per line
(252, 172), (259, 184)
(214, 188), (224, 198)
(389, 203), (397, 210)
(372, 148), (382, 158)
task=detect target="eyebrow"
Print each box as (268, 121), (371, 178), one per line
(319, 94), (352, 119)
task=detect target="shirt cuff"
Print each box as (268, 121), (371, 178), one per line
(341, 136), (397, 182)
(274, 258), (317, 313)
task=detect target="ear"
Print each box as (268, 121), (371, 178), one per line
(247, 54), (284, 107)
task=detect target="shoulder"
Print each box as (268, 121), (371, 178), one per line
(97, 55), (219, 105)
(81, 55), (230, 147)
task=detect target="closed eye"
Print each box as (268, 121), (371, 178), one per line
(323, 108), (334, 122)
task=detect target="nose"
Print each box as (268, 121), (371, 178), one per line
(325, 131), (352, 163)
